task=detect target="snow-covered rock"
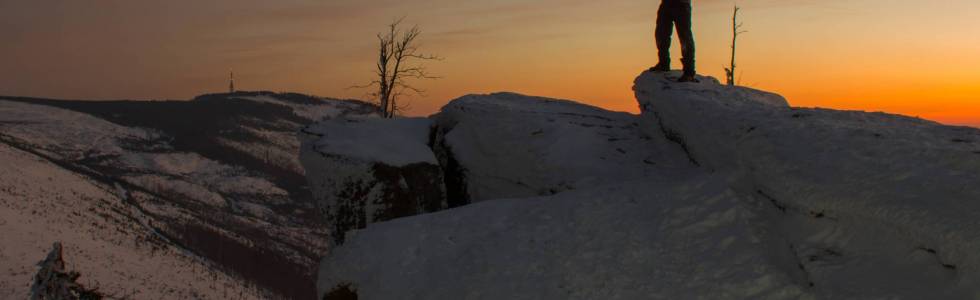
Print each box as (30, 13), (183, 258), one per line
(633, 72), (789, 170)
(318, 174), (814, 300)
(313, 71), (980, 299)
(635, 70), (980, 297)
(431, 92), (692, 203)
(30, 243), (105, 300)
(301, 117), (446, 244)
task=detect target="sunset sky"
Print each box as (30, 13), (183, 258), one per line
(2, 0), (979, 126)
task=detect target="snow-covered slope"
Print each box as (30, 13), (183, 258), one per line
(313, 71), (980, 299)
(0, 142), (263, 299)
(0, 92), (377, 299)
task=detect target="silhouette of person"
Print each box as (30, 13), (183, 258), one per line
(649, 0), (697, 82)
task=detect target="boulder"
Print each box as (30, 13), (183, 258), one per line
(633, 71), (789, 170)
(431, 92), (692, 203)
(301, 117), (447, 245)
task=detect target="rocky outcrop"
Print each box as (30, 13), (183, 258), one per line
(633, 71), (789, 170)
(431, 92), (692, 202)
(634, 70), (980, 297)
(300, 92), (696, 245)
(316, 174), (813, 299)
(301, 117), (447, 245)
(30, 243), (104, 300)
(312, 70), (980, 299)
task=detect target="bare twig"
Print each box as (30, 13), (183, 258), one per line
(350, 19), (441, 118)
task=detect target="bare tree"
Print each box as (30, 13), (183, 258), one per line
(357, 19), (441, 118)
(725, 5), (747, 86)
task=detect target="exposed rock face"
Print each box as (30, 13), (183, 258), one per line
(321, 283), (358, 300)
(431, 92), (692, 202)
(301, 117), (446, 245)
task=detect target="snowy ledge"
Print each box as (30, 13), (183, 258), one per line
(635, 70), (980, 292)
(302, 116), (437, 167)
(633, 71), (790, 170)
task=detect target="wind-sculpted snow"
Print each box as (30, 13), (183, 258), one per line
(433, 92), (693, 202)
(635, 70), (980, 298)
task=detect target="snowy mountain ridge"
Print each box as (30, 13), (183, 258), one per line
(0, 92), (376, 299)
(308, 71), (980, 299)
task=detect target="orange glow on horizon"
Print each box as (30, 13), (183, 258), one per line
(1, 1), (978, 127)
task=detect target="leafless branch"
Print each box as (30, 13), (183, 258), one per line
(347, 81), (381, 90)
(348, 18), (442, 118)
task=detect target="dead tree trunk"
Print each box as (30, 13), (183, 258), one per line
(359, 19), (440, 118)
(725, 5), (746, 86)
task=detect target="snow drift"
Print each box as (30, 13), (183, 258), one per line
(313, 71), (980, 299)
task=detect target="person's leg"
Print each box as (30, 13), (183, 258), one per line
(675, 3), (696, 76)
(652, 2), (674, 71)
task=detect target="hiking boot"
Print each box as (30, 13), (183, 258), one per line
(649, 62), (670, 72)
(677, 72), (699, 83)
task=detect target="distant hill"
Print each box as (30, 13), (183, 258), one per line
(0, 92), (376, 299)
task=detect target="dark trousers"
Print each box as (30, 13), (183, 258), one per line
(656, 1), (695, 74)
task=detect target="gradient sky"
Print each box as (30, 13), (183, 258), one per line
(2, 0), (979, 127)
